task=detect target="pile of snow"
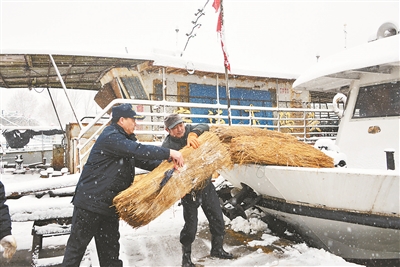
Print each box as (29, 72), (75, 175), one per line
(314, 138), (347, 167)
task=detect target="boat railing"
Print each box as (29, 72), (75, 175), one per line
(72, 99), (339, 173)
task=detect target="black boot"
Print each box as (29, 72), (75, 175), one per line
(182, 245), (195, 267)
(210, 236), (233, 259)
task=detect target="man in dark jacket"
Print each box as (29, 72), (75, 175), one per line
(0, 181), (17, 260)
(162, 114), (233, 267)
(62, 104), (184, 267)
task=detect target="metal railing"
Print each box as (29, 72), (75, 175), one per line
(72, 99), (339, 173)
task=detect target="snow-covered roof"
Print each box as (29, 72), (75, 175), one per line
(293, 34), (400, 92)
(151, 52), (298, 80)
(0, 49), (296, 92)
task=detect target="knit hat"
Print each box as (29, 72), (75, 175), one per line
(164, 114), (183, 129)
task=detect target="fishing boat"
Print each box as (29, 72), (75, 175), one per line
(220, 22), (400, 262)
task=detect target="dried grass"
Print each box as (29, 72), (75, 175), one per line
(113, 131), (232, 228)
(229, 135), (334, 168)
(210, 125), (297, 144)
(211, 125), (333, 168)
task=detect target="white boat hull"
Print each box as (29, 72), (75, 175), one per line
(262, 207), (399, 259)
(221, 164), (400, 260)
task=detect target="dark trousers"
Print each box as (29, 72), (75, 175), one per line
(180, 182), (225, 247)
(62, 207), (122, 267)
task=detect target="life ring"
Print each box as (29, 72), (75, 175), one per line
(332, 93), (347, 118)
(186, 62), (195, 74)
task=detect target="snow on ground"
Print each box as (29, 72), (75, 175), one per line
(0, 172), (363, 266)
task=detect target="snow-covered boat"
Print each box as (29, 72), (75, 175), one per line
(221, 23), (400, 261)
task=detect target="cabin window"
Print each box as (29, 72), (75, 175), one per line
(177, 82), (189, 102)
(153, 80), (163, 101)
(120, 76), (148, 100)
(353, 81), (400, 118)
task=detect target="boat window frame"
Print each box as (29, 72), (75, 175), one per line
(352, 81), (400, 118)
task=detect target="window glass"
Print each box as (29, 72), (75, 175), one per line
(353, 81), (400, 118)
(153, 80), (163, 101)
(177, 82), (189, 102)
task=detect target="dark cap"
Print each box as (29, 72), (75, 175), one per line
(112, 104), (145, 120)
(164, 113), (184, 129)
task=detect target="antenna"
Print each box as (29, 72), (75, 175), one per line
(180, 0), (210, 57)
(175, 27), (179, 55)
(344, 23), (347, 48)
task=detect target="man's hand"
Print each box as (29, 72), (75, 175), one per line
(187, 132), (200, 149)
(169, 149), (184, 168)
(0, 235), (17, 260)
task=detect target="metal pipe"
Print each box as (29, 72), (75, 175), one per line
(225, 68), (231, 126)
(46, 88), (67, 141)
(49, 54), (83, 129)
(216, 75), (220, 105)
(216, 75), (221, 123)
(162, 68), (167, 116)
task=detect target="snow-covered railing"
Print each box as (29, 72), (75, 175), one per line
(72, 99), (339, 173)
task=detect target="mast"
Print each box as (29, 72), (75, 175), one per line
(214, 0), (232, 125)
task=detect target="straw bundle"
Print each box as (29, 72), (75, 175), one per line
(210, 125), (297, 144)
(113, 131), (232, 228)
(210, 125), (334, 168)
(229, 135), (334, 168)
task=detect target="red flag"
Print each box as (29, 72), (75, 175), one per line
(213, 0), (230, 71)
(220, 39), (231, 71)
(216, 11), (222, 32)
(212, 0), (220, 12)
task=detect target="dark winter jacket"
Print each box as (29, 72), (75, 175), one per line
(162, 124), (209, 151)
(0, 181), (12, 240)
(161, 123), (210, 195)
(72, 122), (171, 217)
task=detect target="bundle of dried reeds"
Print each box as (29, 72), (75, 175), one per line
(210, 125), (334, 168)
(210, 125), (297, 144)
(229, 135), (334, 168)
(113, 131), (232, 228)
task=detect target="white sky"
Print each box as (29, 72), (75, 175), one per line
(1, 0), (399, 76)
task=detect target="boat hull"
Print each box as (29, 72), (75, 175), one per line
(221, 164), (400, 260)
(261, 206), (399, 259)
